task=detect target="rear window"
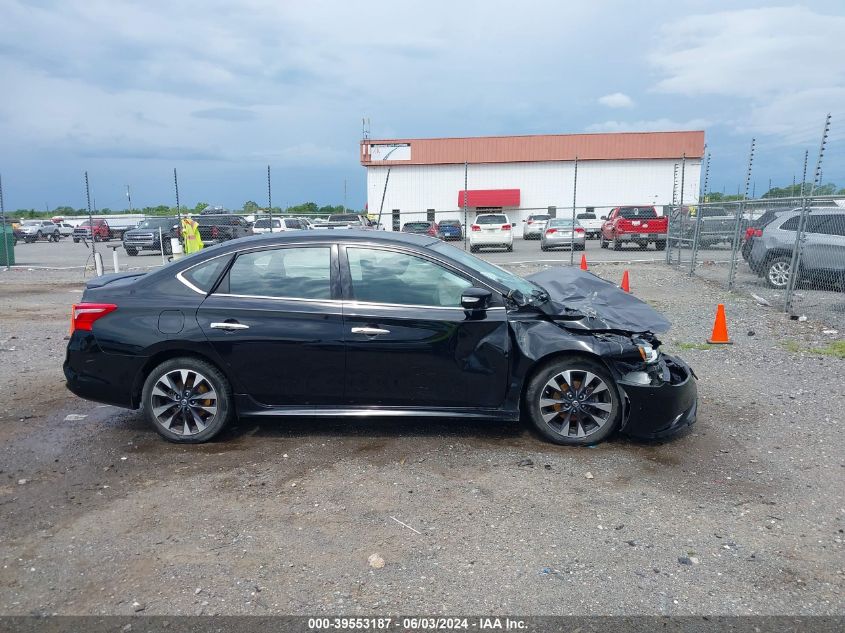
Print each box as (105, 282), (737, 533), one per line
(576, 213), (596, 220)
(403, 222), (431, 230)
(439, 220), (461, 226)
(329, 214), (360, 222)
(548, 219), (575, 228)
(618, 207), (657, 219)
(284, 219), (300, 229)
(528, 215), (550, 221)
(476, 215), (507, 225)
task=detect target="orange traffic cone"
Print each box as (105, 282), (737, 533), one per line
(707, 304), (733, 344)
(620, 270), (630, 293)
(580, 254), (588, 271)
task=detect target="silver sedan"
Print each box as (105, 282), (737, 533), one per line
(540, 218), (586, 251)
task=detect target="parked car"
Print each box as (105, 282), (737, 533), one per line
(668, 206), (740, 248)
(73, 219), (110, 242)
(600, 206), (667, 251)
(540, 218), (586, 251)
(576, 212), (603, 239)
(56, 222), (75, 237)
(313, 213), (375, 230)
(18, 220), (61, 242)
(402, 221), (443, 239)
(123, 217), (179, 256)
(252, 217), (309, 234)
(64, 230), (697, 446)
(748, 209), (845, 289)
(438, 219), (463, 240)
(523, 214), (551, 240)
(195, 214), (253, 246)
(469, 213), (513, 252)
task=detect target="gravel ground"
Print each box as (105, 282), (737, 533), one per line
(0, 262), (842, 616)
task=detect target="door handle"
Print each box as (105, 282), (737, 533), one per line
(210, 322), (250, 330)
(351, 327), (390, 336)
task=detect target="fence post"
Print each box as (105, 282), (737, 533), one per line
(267, 165), (273, 233)
(689, 151), (710, 276)
(570, 156), (578, 266)
(728, 139), (755, 290)
(0, 174), (8, 271)
(785, 114), (831, 314)
(673, 154), (686, 265)
(84, 171), (98, 274)
(463, 161), (468, 251)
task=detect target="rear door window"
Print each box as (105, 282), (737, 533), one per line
(226, 247), (332, 300)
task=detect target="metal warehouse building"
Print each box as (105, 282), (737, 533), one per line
(360, 131), (705, 234)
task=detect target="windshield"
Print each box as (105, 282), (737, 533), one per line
(429, 241), (542, 304)
(22, 221), (40, 226)
(137, 218), (176, 229)
(547, 218), (575, 228)
(476, 215), (507, 225)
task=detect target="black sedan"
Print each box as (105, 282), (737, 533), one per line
(64, 231), (697, 446)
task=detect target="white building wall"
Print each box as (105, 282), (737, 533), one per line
(366, 159), (701, 234)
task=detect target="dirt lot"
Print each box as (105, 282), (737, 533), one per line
(0, 262), (843, 616)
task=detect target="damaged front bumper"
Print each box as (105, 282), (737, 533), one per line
(614, 353), (698, 439)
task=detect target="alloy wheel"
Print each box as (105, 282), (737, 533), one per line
(768, 260), (790, 288)
(538, 369), (613, 439)
(150, 369), (219, 436)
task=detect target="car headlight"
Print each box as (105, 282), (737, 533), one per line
(636, 342), (659, 364)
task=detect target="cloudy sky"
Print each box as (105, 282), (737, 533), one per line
(1, 0), (843, 211)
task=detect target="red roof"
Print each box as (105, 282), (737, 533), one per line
(361, 131), (705, 166)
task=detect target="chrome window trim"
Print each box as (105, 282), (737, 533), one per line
(175, 252), (235, 295)
(214, 293), (339, 305)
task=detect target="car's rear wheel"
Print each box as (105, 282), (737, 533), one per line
(470, 246), (478, 253)
(525, 356), (621, 446)
(655, 241), (666, 251)
(506, 244), (513, 252)
(766, 256), (792, 289)
(600, 235), (608, 249)
(142, 357), (233, 443)
(612, 236), (621, 251)
(125, 247), (138, 256)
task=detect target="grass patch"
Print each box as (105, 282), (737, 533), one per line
(674, 341), (716, 351)
(780, 340), (845, 358)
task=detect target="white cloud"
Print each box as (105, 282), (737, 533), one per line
(649, 6), (845, 143)
(585, 118), (709, 133)
(598, 92), (634, 108)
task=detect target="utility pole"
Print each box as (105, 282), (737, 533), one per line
(125, 185), (133, 212)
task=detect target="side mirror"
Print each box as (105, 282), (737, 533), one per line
(600, 215), (607, 220)
(461, 287), (492, 311)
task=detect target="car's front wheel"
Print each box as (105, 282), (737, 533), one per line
(141, 357), (234, 443)
(766, 255), (792, 289)
(525, 356), (621, 446)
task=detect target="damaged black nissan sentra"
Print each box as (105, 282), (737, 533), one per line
(64, 230), (697, 446)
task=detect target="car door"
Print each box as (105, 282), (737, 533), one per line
(340, 244), (510, 409)
(196, 243), (345, 406)
(801, 213), (845, 272)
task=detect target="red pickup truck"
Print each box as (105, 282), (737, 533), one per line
(600, 206), (667, 251)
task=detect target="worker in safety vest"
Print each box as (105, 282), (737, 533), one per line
(180, 215), (204, 254)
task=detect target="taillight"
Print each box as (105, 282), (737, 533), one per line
(744, 228), (754, 240)
(546, 228), (557, 234)
(501, 224), (511, 231)
(428, 226), (437, 236)
(471, 225), (481, 232)
(70, 303), (117, 334)
(754, 229), (763, 237)
(527, 220), (533, 225)
(575, 227), (585, 234)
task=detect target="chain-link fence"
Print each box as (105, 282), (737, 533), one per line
(667, 195), (845, 328)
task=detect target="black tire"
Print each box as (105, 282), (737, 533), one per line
(612, 236), (621, 251)
(93, 234), (101, 242)
(125, 248), (138, 256)
(765, 255), (792, 289)
(525, 355), (622, 446)
(162, 240), (172, 255)
(655, 241), (666, 251)
(36, 231), (42, 240)
(141, 356), (234, 443)
(470, 246), (478, 253)
(73, 238), (80, 243)
(506, 244), (513, 252)
(541, 245), (548, 252)
(52, 231), (60, 242)
(576, 243), (586, 251)
(600, 236), (608, 249)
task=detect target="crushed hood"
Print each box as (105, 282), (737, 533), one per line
(526, 267), (671, 334)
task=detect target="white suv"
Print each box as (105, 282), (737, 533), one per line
(469, 214), (514, 252)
